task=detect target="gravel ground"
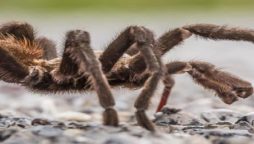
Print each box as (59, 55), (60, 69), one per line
(0, 13), (254, 144)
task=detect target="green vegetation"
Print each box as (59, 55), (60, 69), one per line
(0, 0), (253, 12)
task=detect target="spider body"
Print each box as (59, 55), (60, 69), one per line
(0, 22), (253, 132)
(24, 52), (141, 92)
(0, 38), (141, 92)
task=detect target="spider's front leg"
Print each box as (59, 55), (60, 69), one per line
(156, 61), (253, 112)
(188, 61), (253, 101)
(57, 30), (119, 126)
(100, 26), (161, 131)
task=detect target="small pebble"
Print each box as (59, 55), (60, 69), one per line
(232, 121), (254, 132)
(32, 118), (51, 126)
(236, 112), (254, 126)
(0, 129), (16, 142)
(55, 111), (91, 122)
(32, 126), (63, 138)
(201, 109), (242, 123)
(154, 107), (203, 126)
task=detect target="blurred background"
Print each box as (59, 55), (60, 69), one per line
(1, 0), (254, 12)
(0, 0), (254, 122)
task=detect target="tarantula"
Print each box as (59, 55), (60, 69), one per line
(0, 21), (253, 132)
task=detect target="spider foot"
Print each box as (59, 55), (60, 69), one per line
(103, 107), (119, 127)
(234, 87), (253, 98)
(219, 92), (239, 104)
(135, 110), (155, 131)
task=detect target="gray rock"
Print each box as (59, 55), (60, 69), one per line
(201, 109), (242, 124)
(13, 117), (31, 128)
(31, 126), (63, 138)
(196, 129), (252, 138)
(154, 107), (203, 126)
(0, 129), (16, 142)
(236, 112), (254, 126)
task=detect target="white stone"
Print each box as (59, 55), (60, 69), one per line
(55, 111), (91, 122)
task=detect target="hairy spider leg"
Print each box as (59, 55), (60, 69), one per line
(100, 26), (161, 131)
(60, 30), (119, 126)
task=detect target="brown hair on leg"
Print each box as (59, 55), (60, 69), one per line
(183, 24), (254, 42)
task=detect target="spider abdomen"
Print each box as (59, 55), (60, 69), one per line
(0, 36), (43, 66)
